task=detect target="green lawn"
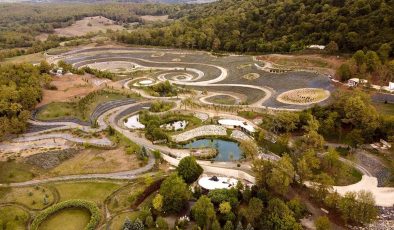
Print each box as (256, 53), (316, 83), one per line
(0, 185), (54, 210)
(54, 181), (122, 205)
(0, 206), (30, 230)
(206, 95), (238, 105)
(37, 91), (133, 121)
(38, 208), (91, 230)
(0, 161), (38, 183)
(2, 52), (45, 64)
(373, 102), (394, 116)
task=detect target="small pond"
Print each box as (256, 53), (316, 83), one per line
(182, 138), (243, 161)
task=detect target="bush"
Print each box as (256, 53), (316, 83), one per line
(177, 156), (203, 183)
(156, 217), (169, 230)
(30, 199), (100, 230)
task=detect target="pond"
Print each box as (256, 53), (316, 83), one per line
(182, 138), (243, 161)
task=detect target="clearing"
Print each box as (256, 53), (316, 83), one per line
(140, 15), (169, 22)
(38, 74), (106, 107)
(54, 16), (126, 37)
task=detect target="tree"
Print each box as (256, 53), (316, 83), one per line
(314, 216), (330, 230)
(267, 154), (295, 195)
(338, 191), (377, 224)
(365, 51), (381, 72)
(236, 222), (243, 230)
(39, 60), (51, 74)
(219, 201), (232, 214)
(325, 41), (338, 54)
(378, 43), (391, 63)
(123, 218), (133, 230)
(287, 198), (306, 220)
(337, 63), (352, 81)
(242, 198), (263, 227)
(132, 218), (144, 230)
(353, 50), (365, 67)
(296, 150), (320, 183)
(159, 174), (191, 214)
(266, 198), (302, 230)
(191, 195), (216, 228)
(156, 217), (169, 230)
(212, 219), (221, 230)
(152, 194), (163, 212)
(223, 221), (234, 230)
(177, 156), (203, 183)
(311, 173), (334, 200)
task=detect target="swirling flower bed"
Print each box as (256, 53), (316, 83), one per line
(31, 199), (100, 230)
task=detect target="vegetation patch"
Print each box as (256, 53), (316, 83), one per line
(31, 199), (100, 230)
(54, 182), (122, 204)
(0, 206), (30, 230)
(0, 161), (38, 183)
(37, 90), (135, 121)
(242, 73), (260, 80)
(0, 185), (54, 210)
(205, 95), (239, 105)
(277, 88), (330, 105)
(149, 100), (176, 113)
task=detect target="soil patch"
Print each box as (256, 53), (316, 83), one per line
(24, 148), (80, 169)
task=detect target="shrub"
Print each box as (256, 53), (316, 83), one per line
(177, 156), (203, 183)
(31, 199), (100, 230)
(156, 217), (169, 230)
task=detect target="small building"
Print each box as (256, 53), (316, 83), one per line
(389, 82), (394, 91)
(56, 67), (64, 76)
(347, 78), (368, 87)
(308, 45), (326, 50)
(218, 119), (256, 135)
(198, 176), (238, 190)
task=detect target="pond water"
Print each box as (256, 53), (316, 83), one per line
(182, 138), (243, 161)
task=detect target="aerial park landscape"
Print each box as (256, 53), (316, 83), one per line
(0, 1), (393, 230)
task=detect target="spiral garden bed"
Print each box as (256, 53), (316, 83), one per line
(31, 200), (100, 230)
(276, 88), (330, 105)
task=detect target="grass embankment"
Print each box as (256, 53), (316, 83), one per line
(0, 161), (39, 183)
(2, 52), (45, 64)
(37, 90), (136, 121)
(54, 182), (122, 205)
(373, 102), (394, 116)
(38, 208), (91, 230)
(0, 185), (54, 210)
(0, 206), (30, 230)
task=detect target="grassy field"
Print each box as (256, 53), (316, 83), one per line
(46, 148), (141, 176)
(38, 208), (91, 230)
(54, 181), (122, 205)
(37, 91), (131, 121)
(0, 161), (38, 183)
(2, 52), (45, 64)
(0, 206), (30, 230)
(0, 185), (54, 210)
(373, 102), (394, 116)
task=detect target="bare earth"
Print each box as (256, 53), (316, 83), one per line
(54, 16), (126, 37)
(38, 74), (106, 106)
(42, 148), (141, 177)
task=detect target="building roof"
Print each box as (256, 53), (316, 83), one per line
(218, 119), (256, 133)
(198, 176), (238, 190)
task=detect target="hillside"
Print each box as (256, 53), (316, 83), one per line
(116, 0), (394, 54)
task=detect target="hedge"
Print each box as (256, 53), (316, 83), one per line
(30, 199), (100, 230)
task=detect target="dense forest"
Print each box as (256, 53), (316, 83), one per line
(0, 63), (50, 140)
(0, 2), (178, 49)
(115, 0), (394, 54)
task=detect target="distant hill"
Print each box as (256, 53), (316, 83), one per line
(0, 0), (217, 3)
(116, 0), (394, 54)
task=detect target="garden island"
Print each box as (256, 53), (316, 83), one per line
(0, 1), (393, 230)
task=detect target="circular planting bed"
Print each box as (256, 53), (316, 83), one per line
(132, 78), (156, 87)
(31, 200), (100, 230)
(204, 94), (240, 105)
(276, 88), (330, 105)
(242, 73), (260, 80)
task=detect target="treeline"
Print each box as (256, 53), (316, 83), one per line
(261, 90), (394, 147)
(0, 2), (178, 49)
(0, 63), (49, 140)
(115, 0), (394, 54)
(337, 47), (394, 84)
